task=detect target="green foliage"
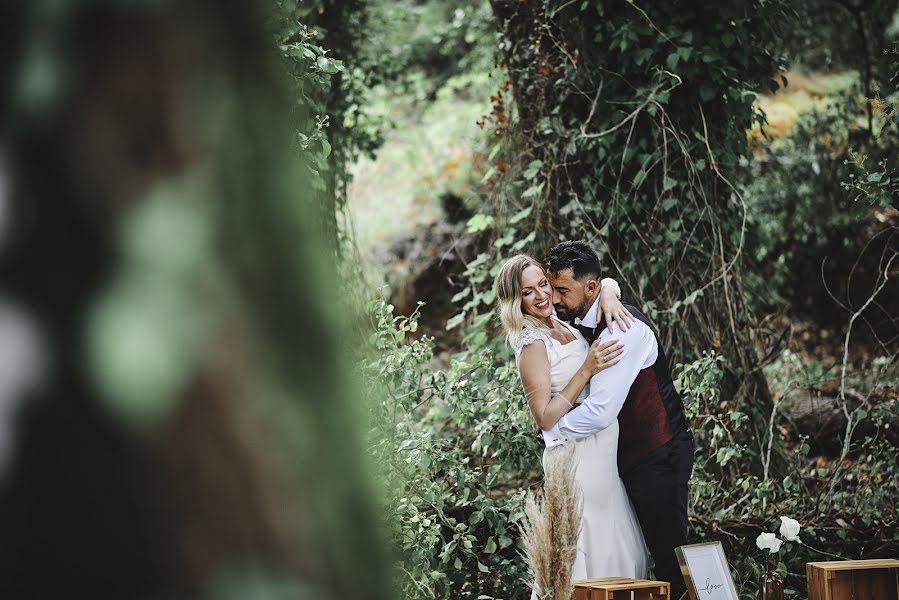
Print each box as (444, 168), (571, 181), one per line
(272, 3), (346, 187)
(363, 299), (541, 599)
(741, 41), (898, 315)
(741, 89), (878, 308)
(365, 301), (898, 598)
(359, 0), (496, 100)
(842, 44), (899, 207)
(676, 351), (899, 597)
(316, 0), (496, 192)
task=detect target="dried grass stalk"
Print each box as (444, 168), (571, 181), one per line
(521, 443), (582, 600)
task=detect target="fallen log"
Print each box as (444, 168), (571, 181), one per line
(785, 390), (898, 456)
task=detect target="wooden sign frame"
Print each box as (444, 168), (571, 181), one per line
(675, 542), (740, 600)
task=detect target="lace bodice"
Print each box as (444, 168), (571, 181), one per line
(515, 318), (590, 403)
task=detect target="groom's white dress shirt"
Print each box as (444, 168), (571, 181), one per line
(542, 295), (659, 448)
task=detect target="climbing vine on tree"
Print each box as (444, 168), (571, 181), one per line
(480, 0), (797, 441)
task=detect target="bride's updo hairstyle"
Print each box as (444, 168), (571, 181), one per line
(495, 254), (552, 350)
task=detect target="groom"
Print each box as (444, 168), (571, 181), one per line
(542, 240), (694, 600)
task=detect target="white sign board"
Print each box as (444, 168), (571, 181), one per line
(675, 542), (740, 600)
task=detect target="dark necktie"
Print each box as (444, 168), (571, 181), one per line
(572, 322), (599, 345)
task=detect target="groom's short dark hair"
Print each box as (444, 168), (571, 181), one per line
(544, 240), (601, 280)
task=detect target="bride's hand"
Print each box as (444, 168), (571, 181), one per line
(583, 339), (624, 375)
(599, 284), (634, 333)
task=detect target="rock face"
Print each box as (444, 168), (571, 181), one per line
(367, 190), (484, 341)
(381, 219), (478, 339)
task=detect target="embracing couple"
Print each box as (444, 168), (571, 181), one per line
(495, 241), (695, 600)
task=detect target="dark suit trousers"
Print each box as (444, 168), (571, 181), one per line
(620, 427), (695, 599)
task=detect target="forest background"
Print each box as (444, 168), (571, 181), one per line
(289, 0), (899, 598)
(0, 1), (896, 599)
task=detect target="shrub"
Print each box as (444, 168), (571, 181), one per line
(363, 300), (897, 599)
(363, 299), (540, 599)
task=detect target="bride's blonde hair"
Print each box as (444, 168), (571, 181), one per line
(495, 254), (552, 350)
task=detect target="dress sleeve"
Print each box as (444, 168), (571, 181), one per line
(515, 328), (550, 362)
(519, 327), (545, 347)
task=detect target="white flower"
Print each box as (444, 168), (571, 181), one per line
(756, 532), (783, 553)
(779, 516), (801, 542)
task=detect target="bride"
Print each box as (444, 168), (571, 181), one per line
(495, 254), (647, 590)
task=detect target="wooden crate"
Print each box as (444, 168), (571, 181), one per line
(573, 577), (670, 600)
(807, 559), (899, 600)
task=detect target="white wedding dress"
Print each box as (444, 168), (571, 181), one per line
(517, 318), (647, 592)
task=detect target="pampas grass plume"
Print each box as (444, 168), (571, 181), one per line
(521, 443), (582, 600)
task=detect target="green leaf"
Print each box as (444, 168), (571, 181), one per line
(477, 560), (489, 573)
(484, 537), (497, 554)
(523, 160), (543, 180)
(446, 313), (465, 330)
(683, 289), (703, 305)
(466, 214), (495, 233)
(521, 182), (544, 199)
(665, 52), (680, 70)
(493, 232), (514, 248)
(633, 169), (647, 187)
(634, 48), (653, 66)
(509, 206), (533, 224)
(722, 33), (735, 48)
(451, 288), (471, 303)
(511, 230), (536, 251)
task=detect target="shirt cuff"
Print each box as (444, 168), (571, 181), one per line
(541, 422), (568, 448)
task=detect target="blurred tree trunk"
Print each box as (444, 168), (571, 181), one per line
(0, 1), (389, 598)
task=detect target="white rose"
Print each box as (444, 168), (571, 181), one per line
(756, 532), (783, 553)
(779, 516), (801, 542)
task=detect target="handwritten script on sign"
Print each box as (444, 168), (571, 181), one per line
(698, 578), (725, 595)
(679, 543), (738, 600)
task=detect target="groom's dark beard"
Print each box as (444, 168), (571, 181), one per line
(554, 299), (587, 322)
